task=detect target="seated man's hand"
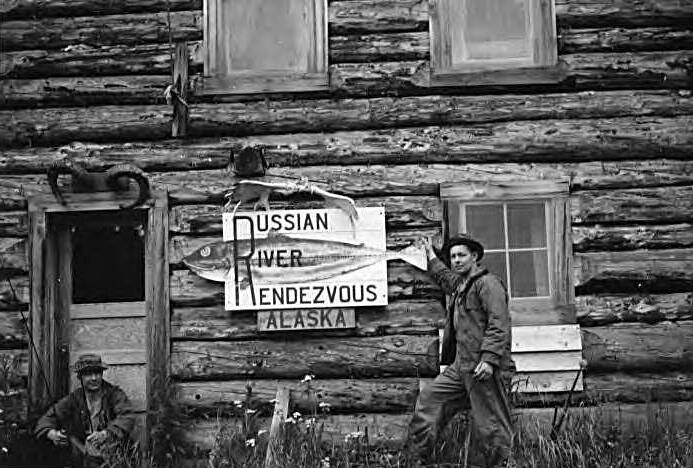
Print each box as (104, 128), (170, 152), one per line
(47, 429), (69, 447)
(86, 430), (109, 445)
(473, 361), (494, 381)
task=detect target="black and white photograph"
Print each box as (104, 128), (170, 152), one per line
(1, 0), (692, 466)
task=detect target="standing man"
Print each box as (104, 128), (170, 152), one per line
(409, 234), (514, 467)
(35, 353), (136, 468)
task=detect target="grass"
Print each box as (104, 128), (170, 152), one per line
(1, 365), (692, 467)
(198, 397), (693, 468)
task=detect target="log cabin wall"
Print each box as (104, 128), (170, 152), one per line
(2, 0), (693, 455)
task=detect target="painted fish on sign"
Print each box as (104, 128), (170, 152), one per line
(181, 207), (426, 311)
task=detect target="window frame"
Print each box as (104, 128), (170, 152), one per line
(199, 0), (329, 95)
(429, 0), (562, 87)
(440, 180), (574, 326)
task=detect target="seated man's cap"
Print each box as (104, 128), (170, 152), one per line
(73, 353), (108, 375)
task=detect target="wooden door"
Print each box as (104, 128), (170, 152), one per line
(60, 212), (149, 441)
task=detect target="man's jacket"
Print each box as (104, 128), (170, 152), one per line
(430, 258), (513, 371)
(35, 380), (136, 443)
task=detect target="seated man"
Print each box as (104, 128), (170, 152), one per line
(35, 353), (136, 468)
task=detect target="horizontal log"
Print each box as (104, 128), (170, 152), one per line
(0, 212), (27, 236)
(556, 0), (693, 29)
(169, 197), (442, 234)
(582, 320), (693, 372)
(171, 334), (439, 380)
(4, 0), (693, 30)
(3, 157), (693, 203)
(573, 223), (693, 252)
(181, 401), (693, 451)
(0, 11), (201, 52)
(0, 75), (173, 109)
(0, 277), (28, 311)
(577, 293), (693, 326)
(3, 52), (693, 108)
(4, 6), (693, 55)
(0, 0), (199, 20)
(0, 310), (28, 347)
(5, 88), (693, 148)
(175, 370), (693, 417)
(171, 300), (443, 341)
(575, 248), (693, 294)
(573, 186), (693, 224)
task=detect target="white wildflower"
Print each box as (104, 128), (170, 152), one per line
(321, 456), (330, 468)
(1, 447), (8, 453)
(233, 400), (243, 407)
(245, 408), (257, 415)
(245, 438), (256, 447)
(305, 417), (316, 428)
(292, 411), (302, 419)
(318, 401), (331, 411)
(284, 417), (296, 424)
(301, 374), (315, 383)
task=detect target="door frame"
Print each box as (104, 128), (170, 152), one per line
(27, 191), (169, 455)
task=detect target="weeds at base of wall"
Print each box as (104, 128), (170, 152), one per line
(197, 403), (693, 468)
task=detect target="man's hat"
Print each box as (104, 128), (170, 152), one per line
(73, 353), (108, 375)
(445, 233), (484, 260)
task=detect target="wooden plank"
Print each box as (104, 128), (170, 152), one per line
(145, 194), (170, 463)
(555, 0), (693, 28)
(264, 386), (290, 468)
(172, 42), (190, 138)
(70, 317), (147, 352)
(513, 370), (583, 393)
(171, 335), (438, 380)
(70, 302), (146, 319)
(69, 349), (147, 366)
(513, 351), (583, 373)
(257, 309), (357, 332)
(512, 325), (582, 352)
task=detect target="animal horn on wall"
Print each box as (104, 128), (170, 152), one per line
(47, 158), (89, 205)
(105, 164), (151, 209)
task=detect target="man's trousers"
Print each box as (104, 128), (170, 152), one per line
(408, 362), (513, 468)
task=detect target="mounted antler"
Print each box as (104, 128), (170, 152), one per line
(47, 158), (151, 209)
(105, 164), (151, 209)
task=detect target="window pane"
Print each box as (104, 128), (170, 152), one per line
(466, 204), (504, 250)
(462, 0), (530, 60)
(509, 251), (549, 298)
(483, 252), (508, 289)
(508, 203), (546, 249)
(225, 0), (310, 71)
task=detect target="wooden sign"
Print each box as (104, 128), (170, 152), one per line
(257, 308), (356, 332)
(222, 207), (393, 311)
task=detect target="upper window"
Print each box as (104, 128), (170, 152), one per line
(429, 0), (559, 86)
(201, 0), (328, 95)
(441, 180), (573, 325)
